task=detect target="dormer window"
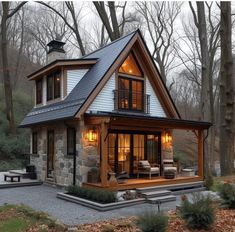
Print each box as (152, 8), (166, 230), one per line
(36, 79), (42, 104)
(47, 71), (61, 101)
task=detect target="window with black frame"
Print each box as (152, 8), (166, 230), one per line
(36, 79), (42, 104)
(67, 128), (76, 156)
(32, 132), (37, 154)
(47, 71), (61, 101)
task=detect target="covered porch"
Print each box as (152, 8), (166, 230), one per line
(83, 113), (211, 190)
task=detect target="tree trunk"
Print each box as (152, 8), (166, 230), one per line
(195, 2), (211, 173)
(219, 2), (234, 175)
(1, 2), (16, 134)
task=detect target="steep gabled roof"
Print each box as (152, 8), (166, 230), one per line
(20, 31), (137, 127)
(20, 30), (181, 127)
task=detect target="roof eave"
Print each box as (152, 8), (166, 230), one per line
(27, 58), (98, 80)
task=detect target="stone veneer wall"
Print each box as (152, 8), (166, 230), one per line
(30, 120), (100, 187)
(75, 119), (99, 185)
(30, 128), (47, 181)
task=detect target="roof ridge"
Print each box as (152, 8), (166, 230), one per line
(82, 30), (138, 59)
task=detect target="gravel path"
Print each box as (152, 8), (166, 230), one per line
(0, 184), (179, 225)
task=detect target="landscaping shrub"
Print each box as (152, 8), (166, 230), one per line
(179, 193), (215, 230)
(204, 171), (214, 190)
(137, 210), (168, 232)
(67, 185), (116, 204)
(218, 183), (235, 208)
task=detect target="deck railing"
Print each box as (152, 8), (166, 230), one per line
(113, 89), (150, 114)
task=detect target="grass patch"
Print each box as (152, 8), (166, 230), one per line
(0, 204), (65, 232)
(0, 218), (29, 232)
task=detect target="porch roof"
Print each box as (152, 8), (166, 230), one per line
(85, 112), (212, 130)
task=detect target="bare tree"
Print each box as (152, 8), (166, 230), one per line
(219, 1), (234, 175)
(93, 1), (138, 41)
(136, 2), (182, 83)
(0, 1), (27, 134)
(38, 1), (86, 56)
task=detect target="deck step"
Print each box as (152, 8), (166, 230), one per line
(173, 187), (206, 195)
(141, 190), (172, 199)
(136, 181), (204, 193)
(147, 195), (176, 204)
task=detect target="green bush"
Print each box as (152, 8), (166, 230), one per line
(67, 185), (116, 204)
(137, 210), (168, 232)
(218, 183), (235, 208)
(204, 171), (214, 190)
(179, 193), (215, 230)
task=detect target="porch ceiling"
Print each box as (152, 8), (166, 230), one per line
(85, 112), (212, 130)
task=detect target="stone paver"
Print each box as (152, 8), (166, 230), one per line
(0, 184), (179, 225)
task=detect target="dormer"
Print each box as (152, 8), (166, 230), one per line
(28, 40), (97, 107)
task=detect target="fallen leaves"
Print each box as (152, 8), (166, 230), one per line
(77, 209), (235, 232)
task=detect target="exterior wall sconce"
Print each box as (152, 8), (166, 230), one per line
(165, 132), (172, 143)
(162, 131), (172, 143)
(86, 129), (97, 142)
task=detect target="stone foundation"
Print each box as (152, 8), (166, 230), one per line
(30, 120), (100, 187)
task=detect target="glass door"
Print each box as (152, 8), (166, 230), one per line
(146, 134), (161, 169)
(132, 134), (145, 175)
(117, 134), (130, 175)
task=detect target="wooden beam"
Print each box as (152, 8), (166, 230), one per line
(100, 121), (109, 187)
(198, 130), (204, 177)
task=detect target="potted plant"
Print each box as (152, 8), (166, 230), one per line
(87, 167), (100, 183)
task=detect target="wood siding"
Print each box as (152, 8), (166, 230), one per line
(67, 69), (89, 95)
(146, 77), (166, 117)
(87, 74), (115, 113)
(87, 72), (166, 117)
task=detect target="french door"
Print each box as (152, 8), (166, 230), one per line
(108, 131), (161, 177)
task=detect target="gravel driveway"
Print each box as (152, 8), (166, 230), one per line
(0, 184), (179, 225)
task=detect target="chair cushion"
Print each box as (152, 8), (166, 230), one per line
(139, 160), (151, 169)
(150, 167), (159, 172)
(164, 167), (177, 171)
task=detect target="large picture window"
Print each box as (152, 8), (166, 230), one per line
(67, 128), (76, 155)
(47, 71), (61, 101)
(36, 79), (42, 104)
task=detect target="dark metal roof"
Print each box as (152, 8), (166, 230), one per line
(20, 31), (136, 127)
(85, 112), (212, 130)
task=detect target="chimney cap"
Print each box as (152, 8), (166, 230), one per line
(47, 40), (66, 54)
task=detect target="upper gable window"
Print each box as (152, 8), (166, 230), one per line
(119, 52), (143, 77)
(47, 71), (61, 101)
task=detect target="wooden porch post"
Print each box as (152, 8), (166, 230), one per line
(101, 121), (109, 187)
(198, 129), (204, 178)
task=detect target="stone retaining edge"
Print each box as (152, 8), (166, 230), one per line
(57, 192), (146, 211)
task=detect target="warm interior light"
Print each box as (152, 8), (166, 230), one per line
(87, 129), (97, 142)
(128, 69), (133, 73)
(165, 132), (172, 143)
(56, 77), (60, 81)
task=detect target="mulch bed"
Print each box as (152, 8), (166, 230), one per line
(77, 209), (235, 232)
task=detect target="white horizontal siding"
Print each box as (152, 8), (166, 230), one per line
(146, 77), (166, 117)
(87, 74), (115, 113)
(67, 69), (89, 95)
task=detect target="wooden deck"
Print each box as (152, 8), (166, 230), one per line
(83, 175), (203, 191)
